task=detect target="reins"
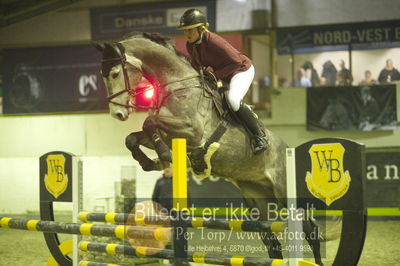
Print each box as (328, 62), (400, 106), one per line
(103, 42), (218, 112)
(104, 55), (201, 110)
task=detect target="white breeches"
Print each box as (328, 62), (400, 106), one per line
(227, 65), (255, 111)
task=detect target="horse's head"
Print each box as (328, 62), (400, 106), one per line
(94, 33), (202, 123)
(93, 42), (144, 121)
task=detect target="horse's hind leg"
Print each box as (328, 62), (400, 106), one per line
(125, 131), (164, 171)
(303, 219), (323, 266)
(235, 181), (283, 259)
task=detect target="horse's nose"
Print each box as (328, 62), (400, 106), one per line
(115, 111), (126, 121)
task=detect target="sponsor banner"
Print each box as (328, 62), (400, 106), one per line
(1, 45), (107, 114)
(366, 147), (400, 207)
(277, 20), (400, 54)
(307, 85), (397, 131)
(90, 0), (216, 40)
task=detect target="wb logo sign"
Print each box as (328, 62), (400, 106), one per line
(305, 143), (351, 206)
(44, 155), (68, 198)
(79, 74), (97, 96)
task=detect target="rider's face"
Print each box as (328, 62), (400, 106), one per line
(184, 28), (200, 43)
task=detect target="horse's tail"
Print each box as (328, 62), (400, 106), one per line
(316, 215), (342, 242)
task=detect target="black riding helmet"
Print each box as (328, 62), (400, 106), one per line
(177, 9), (209, 30)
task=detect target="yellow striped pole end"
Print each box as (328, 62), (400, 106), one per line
(79, 223), (93, 235)
(135, 246), (148, 257)
(271, 221), (285, 234)
(271, 259), (283, 266)
(230, 256), (244, 266)
(0, 217), (12, 228)
(108, 264), (120, 266)
(135, 213), (146, 226)
(298, 260), (319, 266)
(115, 225), (127, 238)
(27, 220), (39, 231)
(79, 212), (88, 223)
(105, 243), (117, 254)
(154, 227), (170, 242)
(193, 252), (206, 263)
(191, 217), (204, 228)
(229, 220), (244, 232)
(105, 213), (117, 224)
(79, 261), (89, 266)
(79, 241), (89, 251)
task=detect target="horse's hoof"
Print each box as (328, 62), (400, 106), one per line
(142, 165), (153, 171)
(158, 150), (172, 162)
(141, 161), (155, 171)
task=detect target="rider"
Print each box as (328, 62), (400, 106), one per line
(177, 9), (268, 154)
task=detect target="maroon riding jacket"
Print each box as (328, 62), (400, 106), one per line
(186, 31), (252, 82)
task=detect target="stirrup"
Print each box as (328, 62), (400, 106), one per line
(251, 136), (268, 154)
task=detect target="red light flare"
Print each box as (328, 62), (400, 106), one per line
(144, 85), (155, 99)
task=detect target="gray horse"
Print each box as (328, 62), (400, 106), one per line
(94, 32), (323, 265)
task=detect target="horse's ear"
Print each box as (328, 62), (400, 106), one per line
(92, 41), (105, 52)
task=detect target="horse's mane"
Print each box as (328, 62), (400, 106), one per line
(121, 31), (188, 60)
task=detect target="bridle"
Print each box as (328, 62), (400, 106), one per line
(102, 42), (200, 110)
(101, 43), (144, 109)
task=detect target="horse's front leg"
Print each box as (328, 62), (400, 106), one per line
(142, 116), (172, 162)
(125, 131), (167, 171)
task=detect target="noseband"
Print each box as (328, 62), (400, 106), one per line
(102, 42), (199, 110)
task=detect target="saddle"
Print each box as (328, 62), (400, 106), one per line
(199, 69), (266, 131)
(200, 69), (238, 123)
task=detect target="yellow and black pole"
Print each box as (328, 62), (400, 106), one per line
(172, 138), (188, 265)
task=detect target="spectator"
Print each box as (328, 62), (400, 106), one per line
(151, 167), (191, 265)
(320, 60), (337, 86)
(152, 167), (173, 214)
(295, 67), (312, 87)
(278, 76), (288, 87)
(337, 59), (351, 85)
(378, 59), (400, 83)
(355, 86), (380, 130)
(336, 71), (346, 86)
(359, 70), (377, 85)
(302, 61), (320, 86)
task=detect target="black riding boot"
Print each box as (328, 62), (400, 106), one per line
(235, 104), (268, 154)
